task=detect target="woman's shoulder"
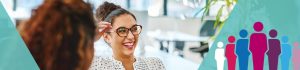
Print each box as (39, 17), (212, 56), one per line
(89, 56), (110, 68)
(137, 57), (163, 63)
(135, 57), (165, 70)
(89, 56), (123, 70)
(91, 56), (114, 64)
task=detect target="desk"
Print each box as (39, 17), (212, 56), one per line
(141, 46), (199, 70)
(148, 31), (209, 55)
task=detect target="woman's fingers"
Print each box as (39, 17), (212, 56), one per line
(98, 21), (112, 33)
(98, 22), (111, 28)
(96, 21), (112, 40)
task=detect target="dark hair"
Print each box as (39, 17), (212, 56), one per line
(96, 1), (136, 25)
(19, 0), (95, 70)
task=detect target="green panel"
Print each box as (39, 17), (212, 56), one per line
(0, 1), (39, 70)
(199, 0), (300, 70)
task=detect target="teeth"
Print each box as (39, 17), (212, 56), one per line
(124, 43), (133, 45)
(123, 43), (134, 49)
(123, 42), (134, 49)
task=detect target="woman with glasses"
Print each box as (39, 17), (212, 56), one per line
(89, 2), (165, 70)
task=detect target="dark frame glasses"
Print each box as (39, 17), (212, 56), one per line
(107, 25), (142, 37)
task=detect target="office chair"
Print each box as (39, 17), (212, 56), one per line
(190, 20), (216, 58)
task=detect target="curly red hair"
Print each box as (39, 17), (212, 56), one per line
(19, 0), (96, 70)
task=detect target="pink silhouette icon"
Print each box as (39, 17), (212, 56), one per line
(292, 42), (300, 70)
(225, 36), (237, 70)
(249, 22), (268, 70)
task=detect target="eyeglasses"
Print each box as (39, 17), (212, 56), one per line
(107, 25), (142, 37)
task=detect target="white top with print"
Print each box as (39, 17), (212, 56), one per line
(89, 56), (165, 70)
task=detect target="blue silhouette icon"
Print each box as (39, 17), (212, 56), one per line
(235, 29), (250, 70)
(280, 36), (292, 70)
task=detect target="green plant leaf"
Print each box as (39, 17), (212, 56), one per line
(226, 0), (231, 7)
(201, 0), (213, 21)
(214, 5), (224, 29)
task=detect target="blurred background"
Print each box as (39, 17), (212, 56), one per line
(1, 0), (236, 70)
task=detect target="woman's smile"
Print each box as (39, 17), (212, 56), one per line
(123, 42), (134, 49)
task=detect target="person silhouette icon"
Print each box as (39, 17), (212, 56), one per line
(249, 22), (268, 70)
(266, 29), (281, 70)
(292, 42), (300, 70)
(225, 36), (237, 70)
(280, 36), (292, 70)
(235, 29), (250, 70)
(215, 42), (226, 70)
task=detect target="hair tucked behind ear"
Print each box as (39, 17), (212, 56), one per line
(20, 0), (95, 70)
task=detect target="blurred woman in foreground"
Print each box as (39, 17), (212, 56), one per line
(19, 0), (96, 70)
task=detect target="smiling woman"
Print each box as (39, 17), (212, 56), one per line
(89, 1), (165, 70)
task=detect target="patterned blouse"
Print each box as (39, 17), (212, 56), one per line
(89, 56), (166, 70)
